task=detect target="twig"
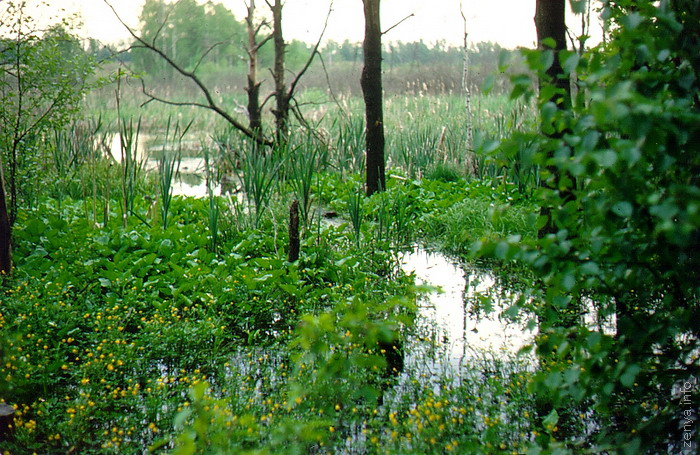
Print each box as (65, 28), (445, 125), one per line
(317, 52), (348, 118)
(382, 13), (414, 35)
(288, 0), (333, 98)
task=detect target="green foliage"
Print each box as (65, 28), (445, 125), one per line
(1, 194), (416, 453)
(132, 0), (246, 79)
(232, 145), (282, 228)
(0, 3), (97, 221)
(477, 1), (700, 452)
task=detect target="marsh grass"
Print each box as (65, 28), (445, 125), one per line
(203, 145), (220, 253)
(347, 186), (365, 246)
(232, 144), (282, 228)
(117, 116), (144, 226)
(157, 118), (193, 228)
(283, 136), (328, 228)
(47, 117), (109, 216)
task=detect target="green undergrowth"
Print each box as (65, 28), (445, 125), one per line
(0, 180), (543, 453)
(0, 195), (414, 453)
(317, 171), (538, 259)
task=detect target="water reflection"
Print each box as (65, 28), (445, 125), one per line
(399, 246), (536, 368)
(108, 132), (221, 197)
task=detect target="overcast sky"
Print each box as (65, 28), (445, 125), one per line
(40, 0), (599, 49)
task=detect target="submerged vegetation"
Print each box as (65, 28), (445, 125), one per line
(1, 0), (698, 454)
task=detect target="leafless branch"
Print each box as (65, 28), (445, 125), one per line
(260, 92), (275, 110)
(290, 97), (330, 147)
(152, 1), (178, 47)
(193, 40), (229, 74)
(288, 0), (333, 98)
(253, 33), (273, 52)
(382, 13), (414, 36)
(317, 51), (348, 118)
(138, 79), (209, 110)
(102, 0), (273, 147)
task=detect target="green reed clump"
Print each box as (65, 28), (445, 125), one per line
(283, 136), (328, 228)
(117, 116), (144, 227)
(331, 115), (365, 174)
(347, 186), (365, 245)
(157, 117), (192, 229)
(233, 145), (281, 228)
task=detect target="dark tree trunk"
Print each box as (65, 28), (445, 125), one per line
(535, 0), (570, 106)
(533, 0), (580, 440)
(245, 0), (263, 134)
(0, 403), (14, 440)
(288, 199), (300, 262)
(271, 0), (289, 143)
(0, 163), (12, 277)
(361, 0), (386, 196)
(535, 0), (572, 239)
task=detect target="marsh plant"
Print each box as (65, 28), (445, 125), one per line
(232, 145), (281, 228)
(347, 187), (365, 245)
(284, 138), (327, 228)
(47, 117), (107, 210)
(157, 118), (192, 229)
(117, 116), (144, 226)
(203, 145), (220, 252)
(331, 115), (366, 174)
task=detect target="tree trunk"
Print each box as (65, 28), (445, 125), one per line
(271, 0), (289, 143)
(288, 199), (300, 262)
(535, 0), (572, 239)
(535, 0), (570, 106)
(533, 0), (579, 440)
(0, 159), (12, 277)
(245, 0), (263, 135)
(361, 0), (386, 196)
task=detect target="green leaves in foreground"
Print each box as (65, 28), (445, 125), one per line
(486, 1), (700, 452)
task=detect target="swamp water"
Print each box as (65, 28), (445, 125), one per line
(108, 132), (222, 197)
(109, 126), (539, 367)
(108, 131), (539, 422)
(399, 246), (536, 374)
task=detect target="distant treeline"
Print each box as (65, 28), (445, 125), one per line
(86, 0), (520, 95)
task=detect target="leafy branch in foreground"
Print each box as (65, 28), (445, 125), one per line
(480, 1), (700, 452)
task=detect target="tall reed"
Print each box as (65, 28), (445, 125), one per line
(232, 145), (280, 228)
(158, 117), (192, 229)
(284, 136), (326, 227)
(347, 187), (364, 246)
(203, 145), (219, 252)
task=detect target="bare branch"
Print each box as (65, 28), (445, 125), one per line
(255, 20), (270, 36)
(152, 1), (178, 47)
(254, 33), (273, 52)
(314, 51), (348, 119)
(193, 40), (229, 74)
(382, 13), (414, 36)
(138, 79), (209, 110)
(288, 0), (333, 98)
(260, 92), (275, 110)
(102, 0), (273, 147)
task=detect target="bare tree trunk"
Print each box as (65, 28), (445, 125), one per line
(534, 1), (580, 440)
(535, 0), (571, 239)
(245, 0), (264, 135)
(362, 0), (386, 196)
(535, 0), (570, 105)
(270, 0), (289, 143)
(288, 199), (300, 262)
(460, 2), (476, 176)
(0, 158), (12, 276)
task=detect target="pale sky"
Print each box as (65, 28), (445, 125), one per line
(36, 0), (598, 50)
